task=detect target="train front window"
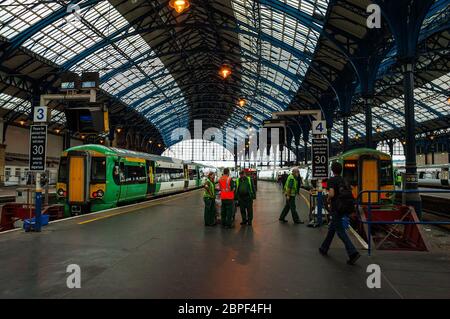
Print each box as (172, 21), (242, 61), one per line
(342, 161), (358, 186)
(58, 157), (68, 182)
(91, 157), (106, 183)
(380, 160), (393, 186)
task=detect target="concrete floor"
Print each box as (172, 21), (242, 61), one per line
(0, 181), (449, 299)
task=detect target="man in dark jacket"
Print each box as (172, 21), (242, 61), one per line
(235, 170), (256, 226)
(319, 162), (360, 265)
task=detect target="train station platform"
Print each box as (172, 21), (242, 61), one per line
(0, 182), (449, 299)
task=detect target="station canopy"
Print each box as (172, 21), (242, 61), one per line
(0, 0), (448, 149)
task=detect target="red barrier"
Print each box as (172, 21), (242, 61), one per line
(0, 204), (64, 232)
(356, 205), (429, 251)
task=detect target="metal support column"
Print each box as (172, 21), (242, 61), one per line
(402, 62), (422, 217)
(303, 138), (308, 164)
(343, 116), (349, 152)
(365, 97), (373, 148)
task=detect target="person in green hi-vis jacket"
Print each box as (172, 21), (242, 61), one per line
(203, 172), (217, 226)
(235, 170), (256, 226)
(279, 168), (304, 224)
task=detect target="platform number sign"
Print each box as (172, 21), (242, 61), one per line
(312, 120), (326, 135)
(29, 125), (47, 172)
(312, 138), (329, 178)
(33, 106), (48, 123)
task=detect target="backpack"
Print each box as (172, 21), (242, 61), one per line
(334, 178), (355, 216)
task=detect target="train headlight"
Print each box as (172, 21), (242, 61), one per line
(97, 190), (104, 198)
(57, 189), (65, 197)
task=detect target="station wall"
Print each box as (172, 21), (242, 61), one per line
(417, 152), (449, 165)
(4, 126), (82, 158)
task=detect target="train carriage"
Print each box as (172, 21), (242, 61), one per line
(334, 148), (395, 203)
(57, 145), (213, 217)
(257, 148), (395, 201)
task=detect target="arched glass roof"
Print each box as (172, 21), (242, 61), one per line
(0, 0), (448, 150)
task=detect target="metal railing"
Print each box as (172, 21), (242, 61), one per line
(356, 189), (450, 255)
(0, 172), (58, 186)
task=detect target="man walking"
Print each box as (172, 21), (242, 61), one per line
(235, 170), (256, 226)
(203, 172), (216, 226)
(279, 168), (304, 224)
(219, 168), (235, 228)
(319, 162), (360, 265)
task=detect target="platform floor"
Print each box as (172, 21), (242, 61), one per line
(419, 187), (450, 199)
(0, 182), (449, 299)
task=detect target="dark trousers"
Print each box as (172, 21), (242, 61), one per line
(280, 196), (300, 222)
(204, 198), (216, 226)
(239, 198), (253, 223)
(320, 213), (357, 257)
(221, 199), (234, 227)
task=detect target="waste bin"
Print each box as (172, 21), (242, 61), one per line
(23, 214), (49, 232)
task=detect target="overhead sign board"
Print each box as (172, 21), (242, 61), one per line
(312, 120), (326, 135)
(312, 138), (329, 179)
(29, 125), (47, 172)
(262, 119), (287, 128)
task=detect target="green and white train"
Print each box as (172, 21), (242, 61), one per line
(57, 145), (218, 217)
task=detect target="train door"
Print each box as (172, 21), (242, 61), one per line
(68, 156), (86, 203)
(441, 167), (449, 186)
(118, 159), (127, 202)
(360, 157), (379, 203)
(147, 160), (157, 195)
(184, 164), (189, 189)
(112, 159), (123, 202)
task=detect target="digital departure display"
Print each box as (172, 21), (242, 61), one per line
(61, 82), (75, 89)
(81, 81), (96, 89)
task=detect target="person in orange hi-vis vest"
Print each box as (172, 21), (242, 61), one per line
(219, 168), (235, 228)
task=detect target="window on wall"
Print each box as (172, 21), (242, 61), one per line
(5, 168), (11, 181)
(163, 139), (234, 162)
(376, 140), (405, 156)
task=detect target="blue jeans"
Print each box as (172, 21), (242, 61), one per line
(320, 213), (357, 257)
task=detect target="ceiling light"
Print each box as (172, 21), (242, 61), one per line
(169, 0), (190, 14)
(219, 65), (232, 79)
(376, 125), (382, 133)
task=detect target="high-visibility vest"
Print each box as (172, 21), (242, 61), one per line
(219, 176), (234, 200)
(203, 178), (215, 199)
(284, 174), (298, 196)
(236, 176), (254, 197)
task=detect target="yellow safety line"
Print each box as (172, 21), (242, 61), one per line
(299, 192), (311, 208)
(78, 192), (196, 225)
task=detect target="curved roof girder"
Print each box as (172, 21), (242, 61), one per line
(112, 47), (302, 101)
(135, 66), (293, 114)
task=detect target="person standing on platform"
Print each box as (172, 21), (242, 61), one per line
(219, 168), (235, 228)
(279, 168), (304, 224)
(203, 172), (217, 226)
(319, 162), (360, 265)
(235, 170), (256, 226)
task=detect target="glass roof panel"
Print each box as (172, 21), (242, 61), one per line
(226, 0), (328, 131)
(0, 1), (62, 39)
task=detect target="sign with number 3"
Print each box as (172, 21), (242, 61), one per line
(33, 106), (48, 123)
